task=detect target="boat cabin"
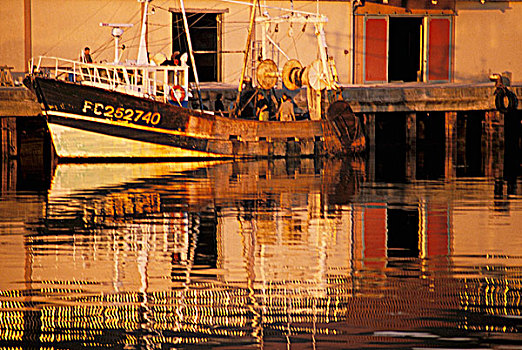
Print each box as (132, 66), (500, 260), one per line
(29, 56), (190, 107)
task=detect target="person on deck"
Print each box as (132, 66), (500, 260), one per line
(172, 51), (180, 65)
(239, 77), (255, 119)
(215, 93), (225, 116)
(81, 47), (93, 63)
(215, 93), (225, 109)
(277, 93), (295, 121)
(255, 93), (269, 121)
(161, 51), (180, 66)
(79, 47), (94, 81)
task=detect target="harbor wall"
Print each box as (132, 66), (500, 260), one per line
(0, 0), (352, 84)
(0, 88), (41, 117)
(454, 1), (522, 83)
(1, 85), (519, 188)
(0, 0), (25, 73)
(197, 83), (521, 113)
(1, 83), (520, 118)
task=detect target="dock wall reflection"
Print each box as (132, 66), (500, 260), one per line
(0, 124), (520, 347)
(365, 109), (521, 184)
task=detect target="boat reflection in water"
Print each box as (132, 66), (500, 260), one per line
(1, 157), (521, 349)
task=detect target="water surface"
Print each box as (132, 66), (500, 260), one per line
(0, 156), (521, 349)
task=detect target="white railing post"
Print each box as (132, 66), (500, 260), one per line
(29, 55), (187, 103)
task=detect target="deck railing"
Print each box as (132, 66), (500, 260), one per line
(29, 56), (189, 104)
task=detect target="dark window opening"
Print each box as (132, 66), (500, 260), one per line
(172, 12), (219, 82)
(388, 17), (422, 83)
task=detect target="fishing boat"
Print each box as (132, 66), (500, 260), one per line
(24, 0), (365, 160)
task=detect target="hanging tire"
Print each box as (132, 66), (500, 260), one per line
(495, 88), (518, 113)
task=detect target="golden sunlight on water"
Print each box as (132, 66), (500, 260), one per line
(0, 158), (521, 348)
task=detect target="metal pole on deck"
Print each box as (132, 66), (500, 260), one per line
(232, 0), (259, 117)
(179, 0), (204, 110)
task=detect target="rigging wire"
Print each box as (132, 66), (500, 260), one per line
(60, 0), (316, 79)
(42, 0), (114, 56)
(291, 32), (300, 63)
(93, 0), (173, 60)
(152, 0), (251, 37)
(220, 0), (322, 17)
(87, 0), (128, 57)
(39, 0), (316, 64)
(93, 7), (142, 60)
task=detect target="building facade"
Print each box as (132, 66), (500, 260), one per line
(353, 0), (522, 84)
(1, 0), (521, 85)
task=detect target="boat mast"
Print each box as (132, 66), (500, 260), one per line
(137, 0), (150, 65)
(233, 0), (259, 117)
(179, 0), (204, 110)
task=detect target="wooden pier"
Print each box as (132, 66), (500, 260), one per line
(0, 86), (41, 159)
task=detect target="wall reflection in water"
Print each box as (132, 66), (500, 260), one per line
(0, 154), (521, 348)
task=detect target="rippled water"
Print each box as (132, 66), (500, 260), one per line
(0, 156), (521, 349)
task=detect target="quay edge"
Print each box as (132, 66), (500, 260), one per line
(198, 83), (522, 114)
(0, 87), (41, 117)
(342, 84), (522, 113)
(1, 83), (520, 117)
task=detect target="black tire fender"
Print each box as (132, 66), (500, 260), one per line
(495, 87), (518, 113)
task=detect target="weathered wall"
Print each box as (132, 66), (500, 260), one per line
(454, 1), (522, 83)
(0, 0), (351, 84)
(9, 0), (522, 85)
(0, 88), (41, 117)
(31, 0), (151, 64)
(0, 0), (25, 72)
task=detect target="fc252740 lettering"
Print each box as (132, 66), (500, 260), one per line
(82, 100), (161, 126)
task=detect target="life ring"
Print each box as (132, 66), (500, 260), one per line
(494, 87), (518, 113)
(168, 85), (186, 105)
